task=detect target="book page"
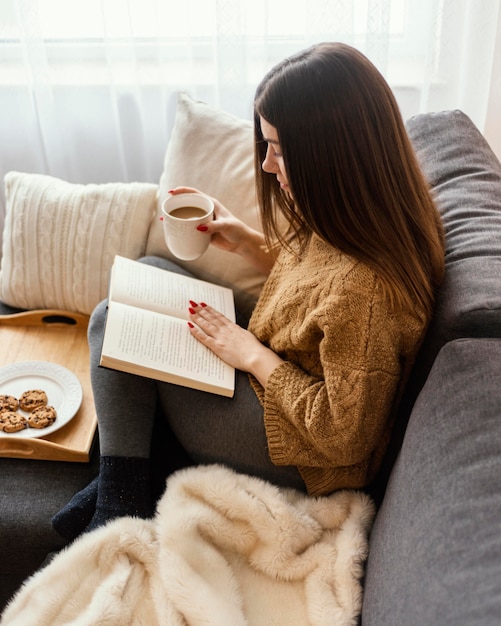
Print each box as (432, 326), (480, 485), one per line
(109, 256), (235, 322)
(102, 301), (234, 390)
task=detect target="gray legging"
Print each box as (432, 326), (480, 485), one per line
(88, 256), (305, 492)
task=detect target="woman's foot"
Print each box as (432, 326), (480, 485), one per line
(85, 455), (153, 533)
(51, 476), (99, 540)
(52, 456), (153, 540)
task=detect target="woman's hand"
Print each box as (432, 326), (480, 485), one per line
(187, 302), (283, 388)
(169, 187), (276, 274)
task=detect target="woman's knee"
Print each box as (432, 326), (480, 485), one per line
(138, 255), (195, 278)
(89, 299), (108, 337)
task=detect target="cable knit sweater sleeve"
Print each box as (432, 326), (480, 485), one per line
(247, 236), (427, 496)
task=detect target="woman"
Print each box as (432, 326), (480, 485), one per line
(53, 42), (444, 540)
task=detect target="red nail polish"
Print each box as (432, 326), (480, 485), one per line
(187, 322), (194, 328)
(200, 302), (207, 308)
(189, 308), (196, 315)
(197, 225), (208, 232)
(189, 300), (198, 308)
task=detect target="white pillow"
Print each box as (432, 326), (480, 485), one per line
(146, 92), (267, 313)
(0, 172), (157, 315)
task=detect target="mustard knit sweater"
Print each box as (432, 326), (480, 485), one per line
(247, 234), (428, 496)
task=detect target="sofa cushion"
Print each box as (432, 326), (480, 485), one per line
(146, 92), (267, 315)
(371, 111), (501, 502)
(0, 172), (157, 315)
(363, 338), (501, 625)
(407, 110), (501, 366)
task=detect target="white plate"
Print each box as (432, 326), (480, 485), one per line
(0, 361), (82, 438)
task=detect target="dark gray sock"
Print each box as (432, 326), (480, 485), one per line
(51, 476), (99, 540)
(85, 456), (153, 534)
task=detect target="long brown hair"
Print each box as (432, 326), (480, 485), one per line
(254, 42), (444, 318)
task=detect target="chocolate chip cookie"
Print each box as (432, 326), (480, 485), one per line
(19, 389), (48, 412)
(0, 411), (28, 433)
(0, 394), (19, 413)
(27, 405), (57, 429)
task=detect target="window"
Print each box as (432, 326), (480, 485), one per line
(0, 0), (437, 90)
(0, 0), (498, 190)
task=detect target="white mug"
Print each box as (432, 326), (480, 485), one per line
(161, 193), (214, 261)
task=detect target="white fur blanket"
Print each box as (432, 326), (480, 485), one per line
(1, 465), (374, 626)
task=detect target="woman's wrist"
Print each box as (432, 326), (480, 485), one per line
(246, 346), (283, 388)
(238, 228), (276, 274)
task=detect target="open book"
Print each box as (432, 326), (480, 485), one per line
(100, 256), (236, 397)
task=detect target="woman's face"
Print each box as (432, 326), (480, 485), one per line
(260, 116), (290, 194)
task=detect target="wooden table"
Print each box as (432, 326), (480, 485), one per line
(0, 310), (97, 461)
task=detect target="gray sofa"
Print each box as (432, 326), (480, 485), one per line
(1, 109), (501, 624)
(363, 110), (501, 624)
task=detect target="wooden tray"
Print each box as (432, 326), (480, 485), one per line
(0, 310), (97, 461)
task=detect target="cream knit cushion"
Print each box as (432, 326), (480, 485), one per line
(0, 172), (157, 315)
(146, 92), (267, 312)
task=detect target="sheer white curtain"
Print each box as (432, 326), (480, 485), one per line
(1, 0), (500, 244)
